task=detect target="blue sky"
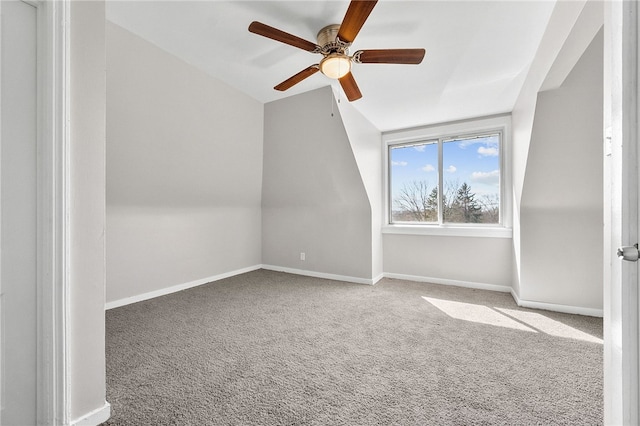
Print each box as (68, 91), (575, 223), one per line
(390, 134), (500, 204)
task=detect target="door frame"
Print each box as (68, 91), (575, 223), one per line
(11, 0), (72, 424)
(36, 0), (70, 423)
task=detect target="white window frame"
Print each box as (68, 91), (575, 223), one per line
(382, 114), (512, 238)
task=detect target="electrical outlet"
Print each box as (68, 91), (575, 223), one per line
(300, 252), (306, 261)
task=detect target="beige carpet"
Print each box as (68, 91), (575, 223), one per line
(102, 269), (603, 425)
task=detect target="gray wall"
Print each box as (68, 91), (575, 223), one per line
(383, 234), (513, 288)
(262, 87), (373, 280)
(69, 1), (108, 421)
(106, 22), (263, 303)
(519, 29), (603, 310)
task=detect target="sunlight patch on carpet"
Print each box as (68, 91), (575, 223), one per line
(495, 308), (603, 344)
(422, 297), (536, 332)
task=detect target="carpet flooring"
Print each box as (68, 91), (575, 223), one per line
(102, 269), (603, 425)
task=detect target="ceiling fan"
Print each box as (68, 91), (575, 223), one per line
(248, 0), (425, 102)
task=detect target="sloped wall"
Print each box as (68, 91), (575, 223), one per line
(335, 92), (383, 280)
(262, 86), (373, 281)
(511, 0), (602, 302)
(519, 29), (603, 311)
(106, 22), (264, 304)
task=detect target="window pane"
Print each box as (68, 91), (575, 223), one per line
(442, 134), (500, 224)
(389, 141), (438, 223)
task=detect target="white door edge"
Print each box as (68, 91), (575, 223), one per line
(604, 1), (639, 424)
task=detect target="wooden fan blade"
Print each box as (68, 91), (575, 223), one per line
(249, 21), (320, 53)
(338, 72), (362, 102)
(274, 65), (320, 91)
(354, 49), (426, 64)
(337, 0), (378, 44)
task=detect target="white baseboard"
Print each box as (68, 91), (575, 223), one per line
(71, 401), (111, 426)
(511, 289), (603, 317)
(105, 265), (262, 310)
(105, 265), (603, 318)
(372, 273), (384, 285)
(383, 272), (512, 293)
(261, 264), (375, 285)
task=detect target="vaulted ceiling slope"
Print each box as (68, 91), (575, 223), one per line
(106, 1), (556, 132)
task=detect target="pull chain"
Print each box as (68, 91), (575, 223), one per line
(331, 85), (334, 117)
(330, 84), (342, 117)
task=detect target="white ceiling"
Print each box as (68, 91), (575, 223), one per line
(106, 1), (556, 132)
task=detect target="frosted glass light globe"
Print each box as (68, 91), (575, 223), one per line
(320, 54), (351, 79)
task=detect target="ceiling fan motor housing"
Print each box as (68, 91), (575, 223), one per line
(317, 24), (349, 55)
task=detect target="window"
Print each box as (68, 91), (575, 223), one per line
(384, 115), (511, 237)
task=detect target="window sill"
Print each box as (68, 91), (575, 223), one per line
(382, 224), (513, 238)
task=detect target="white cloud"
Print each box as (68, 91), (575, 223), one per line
(471, 170), (500, 185)
(477, 146), (499, 157)
(446, 165), (457, 173)
(413, 145), (426, 152)
(422, 164), (436, 172)
(392, 161), (408, 166)
(457, 135), (499, 149)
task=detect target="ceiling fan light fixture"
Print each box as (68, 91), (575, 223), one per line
(320, 54), (351, 79)
(249, 1), (425, 101)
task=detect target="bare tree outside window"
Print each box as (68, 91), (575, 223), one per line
(393, 180), (437, 222)
(391, 180), (498, 224)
